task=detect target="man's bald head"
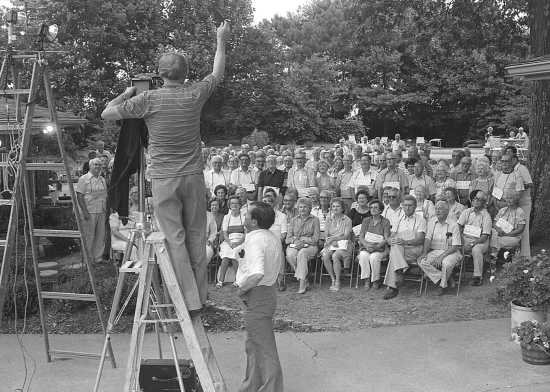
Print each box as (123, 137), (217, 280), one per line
(158, 53), (188, 82)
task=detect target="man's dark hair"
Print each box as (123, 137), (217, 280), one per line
(505, 145), (518, 156)
(249, 201), (275, 229)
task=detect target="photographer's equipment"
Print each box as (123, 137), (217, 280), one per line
(0, 51), (115, 366)
(139, 359), (202, 392)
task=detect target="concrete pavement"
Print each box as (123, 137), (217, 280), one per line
(2, 318), (550, 392)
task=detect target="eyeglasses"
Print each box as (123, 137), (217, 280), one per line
(388, 195), (398, 199)
(473, 197), (486, 202)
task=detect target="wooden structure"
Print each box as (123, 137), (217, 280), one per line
(506, 56), (550, 81)
(0, 50), (114, 366)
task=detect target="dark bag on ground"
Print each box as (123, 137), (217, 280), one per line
(139, 358), (202, 392)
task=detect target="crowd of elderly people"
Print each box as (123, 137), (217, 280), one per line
(196, 134), (533, 299)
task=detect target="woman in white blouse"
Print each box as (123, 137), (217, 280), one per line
(217, 195), (246, 288)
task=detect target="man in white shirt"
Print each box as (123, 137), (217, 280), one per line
(381, 187), (404, 230)
(287, 151), (313, 197)
(76, 158), (108, 264)
(237, 201), (284, 392)
(230, 153), (256, 192)
(391, 133), (405, 152)
(204, 155), (229, 196)
(349, 154), (377, 197)
(383, 195), (426, 299)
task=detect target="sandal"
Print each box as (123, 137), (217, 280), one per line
(216, 281), (223, 289)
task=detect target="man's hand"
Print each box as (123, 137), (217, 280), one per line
(123, 86), (137, 98)
(82, 211), (91, 221)
(217, 21), (231, 43)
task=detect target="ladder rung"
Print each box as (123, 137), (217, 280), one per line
(49, 350), (106, 359)
(32, 229), (80, 238)
(0, 199), (13, 206)
(25, 162), (67, 171)
(141, 318), (180, 324)
(41, 292), (96, 301)
(150, 304), (175, 308)
(0, 88), (31, 95)
(0, 240), (6, 246)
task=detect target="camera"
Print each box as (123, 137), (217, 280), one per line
(131, 73), (163, 94)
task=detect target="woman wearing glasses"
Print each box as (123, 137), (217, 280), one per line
(217, 195), (246, 288)
(357, 199), (391, 290)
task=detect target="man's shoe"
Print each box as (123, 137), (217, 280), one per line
(372, 280), (381, 290)
(278, 281), (287, 292)
(364, 281), (372, 291)
(471, 277), (482, 286)
(383, 288), (399, 300)
(436, 286), (446, 296)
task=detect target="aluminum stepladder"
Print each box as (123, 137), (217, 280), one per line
(123, 230), (226, 392)
(0, 50), (115, 366)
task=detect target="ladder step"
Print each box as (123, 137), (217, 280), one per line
(41, 292), (96, 301)
(0, 88), (31, 95)
(49, 349), (106, 360)
(0, 240), (6, 247)
(0, 199), (14, 206)
(141, 318), (181, 324)
(32, 229), (80, 238)
(25, 162), (67, 171)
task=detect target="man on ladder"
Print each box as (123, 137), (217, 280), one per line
(102, 21), (231, 312)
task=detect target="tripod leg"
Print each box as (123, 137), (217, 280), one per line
(124, 244), (155, 392)
(93, 269), (129, 391)
(168, 334), (186, 392)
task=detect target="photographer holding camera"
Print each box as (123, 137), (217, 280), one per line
(101, 21), (231, 312)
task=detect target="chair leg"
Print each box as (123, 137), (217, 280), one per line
(456, 258), (464, 296)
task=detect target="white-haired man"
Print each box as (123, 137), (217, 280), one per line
(101, 22), (231, 311)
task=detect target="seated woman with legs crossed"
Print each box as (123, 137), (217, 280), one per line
(217, 195), (246, 288)
(357, 199), (391, 290)
(285, 197), (320, 294)
(321, 198), (353, 292)
(489, 191), (525, 263)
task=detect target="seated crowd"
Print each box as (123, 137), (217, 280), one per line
(201, 134), (533, 299)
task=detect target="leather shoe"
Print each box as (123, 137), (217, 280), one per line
(383, 288), (399, 300)
(372, 280), (381, 290)
(278, 281), (287, 292)
(471, 277), (482, 286)
(436, 286), (446, 296)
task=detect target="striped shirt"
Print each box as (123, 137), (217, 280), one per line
(117, 74), (218, 178)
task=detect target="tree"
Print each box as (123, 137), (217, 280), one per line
(527, 0), (550, 241)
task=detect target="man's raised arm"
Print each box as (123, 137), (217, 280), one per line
(212, 21), (231, 82)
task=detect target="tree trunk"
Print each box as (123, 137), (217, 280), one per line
(527, 0), (550, 242)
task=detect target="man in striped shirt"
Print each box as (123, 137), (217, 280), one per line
(101, 21), (231, 312)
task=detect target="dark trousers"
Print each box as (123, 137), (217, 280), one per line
(240, 285), (283, 392)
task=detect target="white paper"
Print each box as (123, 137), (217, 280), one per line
(329, 240), (349, 251)
(365, 232), (384, 243)
(464, 224), (482, 238)
(264, 186), (279, 196)
(492, 187), (503, 200)
(228, 233), (245, 243)
(416, 137), (425, 144)
(352, 225), (362, 236)
(402, 151), (409, 159)
(496, 218), (514, 234)
(244, 183), (256, 192)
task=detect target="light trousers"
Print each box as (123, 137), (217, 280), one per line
(82, 212), (106, 263)
(358, 250), (388, 281)
(152, 174), (207, 311)
(239, 285), (283, 392)
(464, 239), (489, 277)
(490, 229), (521, 253)
(286, 246), (318, 280)
(383, 244), (423, 289)
(419, 250), (461, 288)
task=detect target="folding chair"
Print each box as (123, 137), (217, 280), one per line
(354, 251), (389, 289)
(403, 260), (425, 296)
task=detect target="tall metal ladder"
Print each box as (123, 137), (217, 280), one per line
(0, 50), (115, 366)
(123, 231), (227, 392)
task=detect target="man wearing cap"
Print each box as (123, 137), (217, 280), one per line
(101, 22), (231, 311)
(287, 151), (314, 198)
(204, 155), (229, 196)
(374, 151), (409, 200)
(457, 190), (492, 286)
